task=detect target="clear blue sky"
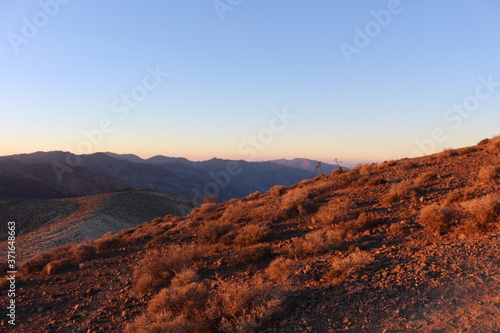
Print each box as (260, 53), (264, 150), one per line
(1, 0), (499, 164)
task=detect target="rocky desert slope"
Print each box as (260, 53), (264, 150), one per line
(1, 136), (500, 332)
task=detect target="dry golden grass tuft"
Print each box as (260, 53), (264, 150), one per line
(266, 257), (301, 284)
(198, 220), (234, 244)
(269, 184), (287, 196)
(415, 171), (437, 186)
(126, 276), (286, 333)
(478, 165), (500, 181)
(419, 204), (460, 234)
(445, 187), (477, 204)
(93, 231), (122, 251)
(402, 161), (419, 170)
(439, 148), (459, 158)
(326, 250), (373, 282)
(43, 258), (74, 275)
(381, 180), (419, 205)
(21, 242), (98, 275)
(132, 244), (204, 295)
(288, 229), (343, 259)
(460, 194), (500, 233)
(337, 212), (384, 234)
(315, 197), (357, 226)
(486, 135), (500, 153)
(234, 223), (271, 247)
(199, 202), (218, 213)
(235, 244), (273, 264)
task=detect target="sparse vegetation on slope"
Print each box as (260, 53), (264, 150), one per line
(4, 136), (500, 332)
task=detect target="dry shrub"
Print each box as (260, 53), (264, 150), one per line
(338, 212), (383, 234)
(445, 187), (477, 204)
(366, 177), (387, 186)
(326, 250), (373, 281)
(199, 202), (218, 213)
(126, 276), (286, 333)
(315, 197), (357, 226)
(235, 244), (273, 264)
(213, 277), (285, 332)
(21, 242), (87, 274)
(198, 220), (234, 244)
(244, 191), (261, 201)
(133, 244), (203, 295)
(266, 257), (300, 284)
(486, 136), (500, 153)
(171, 268), (199, 288)
(234, 224), (270, 247)
(381, 180), (419, 205)
(478, 138), (490, 145)
(478, 165), (500, 181)
(281, 188), (311, 216)
(93, 232), (122, 251)
(439, 148), (459, 158)
(419, 204), (460, 234)
(269, 185), (286, 196)
(44, 258), (74, 275)
(461, 194), (500, 233)
(288, 229), (343, 259)
(415, 171), (437, 186)
(71, 244), (97, 261)
(402, 161), (418, 170)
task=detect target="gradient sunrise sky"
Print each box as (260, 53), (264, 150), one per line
(1, 1), (499, 164)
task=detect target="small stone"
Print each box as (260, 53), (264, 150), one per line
(279, 319), (288, 327)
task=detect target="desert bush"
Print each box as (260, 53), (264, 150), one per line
(315, 197), (357, 226)
(198, 220), (234, 244)
(461, 194), (500, 233)
(71, 244), (97, 261)
(478, 165), (500, 181)
(235, 244), (273, 264)
(326, 250), (373, 281)
(93, 232), (122, 251)
(402, 161), (419, 170)
(366, 176), (387, 186)
(234, 224), (270, 247)
(419, 204), (460, 234)
(170, 268), (199, 288)
(445, 187), (477, 204)
(213, 277), (286, 332)
(21, 243), (79, 273)
(133, 244), (203, 295)
(288, 229), (343, 259)
(266, 257), (300, 284)
(243, 191), (261, 201)
(199, 202), (218, 213)
(127, 276), (286, 333)
(478, 138), (490, 145)
(281, 188), (311, 217)
(338, 212), (383, 234)
(44, 258), (74, 275)
(439, 148), (459, 158)
(269, 185), (287, 196)
(381, 180), (419, 205)
(415, 171), (437, 186)
(486, 136), (500, 153)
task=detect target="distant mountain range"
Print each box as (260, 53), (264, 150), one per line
(0, 152), (341, 202)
